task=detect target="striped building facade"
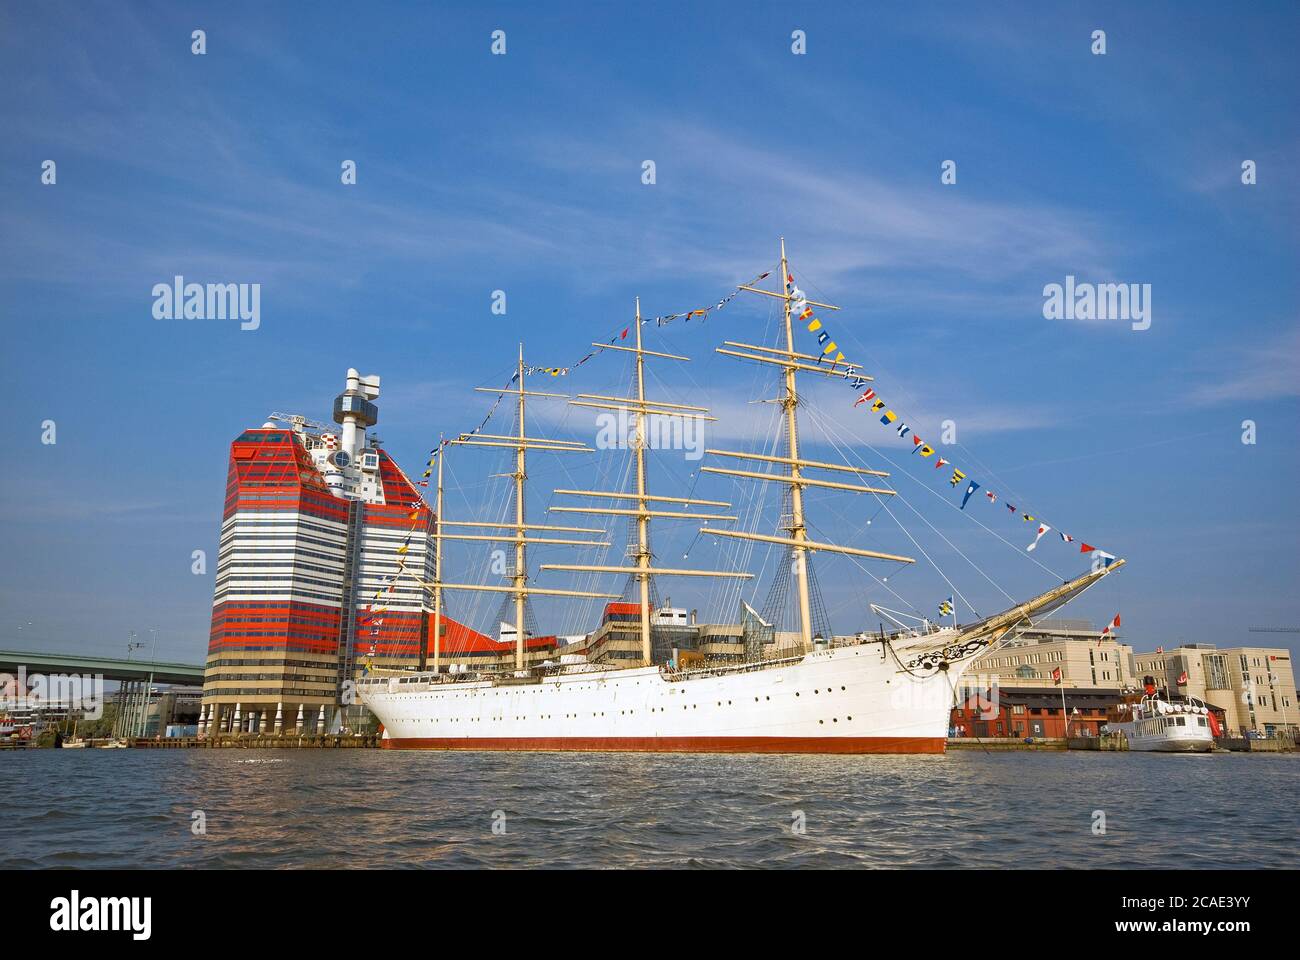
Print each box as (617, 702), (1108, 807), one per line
(199, 370), (436, 736)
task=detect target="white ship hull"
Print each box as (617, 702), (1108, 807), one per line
(360, 640), (969, 754)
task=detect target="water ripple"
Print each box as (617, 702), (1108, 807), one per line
(0, 749), (1295, 868)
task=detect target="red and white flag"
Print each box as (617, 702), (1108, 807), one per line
(1098, 613), (1120, 645)
(1155, 646), (1164, 654)
(854, 388), (876, 407)
(1177, 671), (1189, 685)
(1027, 522), (1051, 551)
(986, 490), (998, 504)
(1051, 666), (1063, 685)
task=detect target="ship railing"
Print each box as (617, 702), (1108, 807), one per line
(359, 671), (492, 692)
(661, 653), (807, 684)
(494, 674), (544, 687)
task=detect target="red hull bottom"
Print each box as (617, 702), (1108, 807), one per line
(380, 736), (946, 755)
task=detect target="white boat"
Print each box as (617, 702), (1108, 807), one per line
(361, 240), (1126, 754)
(1104, 695), (1215, 753)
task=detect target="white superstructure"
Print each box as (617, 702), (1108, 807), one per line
(1105, 696), (1215, 753)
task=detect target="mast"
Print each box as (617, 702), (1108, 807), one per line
(778, 238), (814, 649)
(632, 299), (652, 662)
(413, 343), (619, 674)
(432, 434), (444, 671)
(540, 300), (752, 666)
(701, 238), (915, 648)
(514, 344), (527, 669)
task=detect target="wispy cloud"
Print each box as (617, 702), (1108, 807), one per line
(528, 120), (1115, 296)
(1187, 324), (1300, 405)
(3, 14), (1117, 320)
(527, 371), (1058, 453)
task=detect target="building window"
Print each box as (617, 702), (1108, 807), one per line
(1206, 655), (1229, 690)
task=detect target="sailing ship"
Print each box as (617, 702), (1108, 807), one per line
(359, 240), (1125, 753)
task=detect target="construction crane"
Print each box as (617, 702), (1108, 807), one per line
(267, 411), (331, 433)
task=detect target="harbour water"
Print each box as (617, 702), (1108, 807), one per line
(2, 750), (1295, 869)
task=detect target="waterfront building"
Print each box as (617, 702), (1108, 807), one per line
(200, 370), (439, 735)
(1130, 644), (1296, 737)
(967, 618), (1136, 689)
(949, 686), (1122, 739)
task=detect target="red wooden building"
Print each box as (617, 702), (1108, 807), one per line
(949, 686), (1122, 739)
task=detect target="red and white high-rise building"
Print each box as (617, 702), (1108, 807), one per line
(199, 369), (438, 736)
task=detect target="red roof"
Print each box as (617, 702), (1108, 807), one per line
(439, 617), (556, 653)
(376, 449), (426, 508)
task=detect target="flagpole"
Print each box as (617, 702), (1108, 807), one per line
(432, 434), (444, 673)
(1277, 662), (1290, 739)
(1061, 679), (1068, 740)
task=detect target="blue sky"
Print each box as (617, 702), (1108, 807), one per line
(1, 1), (1297, 664)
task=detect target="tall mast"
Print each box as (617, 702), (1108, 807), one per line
(413, 344), (620, 674)
(432, 434), (444, 671)
(541, 300), (752, 666)
(514, 343), (528, 669)
(777, 238), (814, 648)
(632, 298), (652, 662)
(701, 239), (916, 647)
